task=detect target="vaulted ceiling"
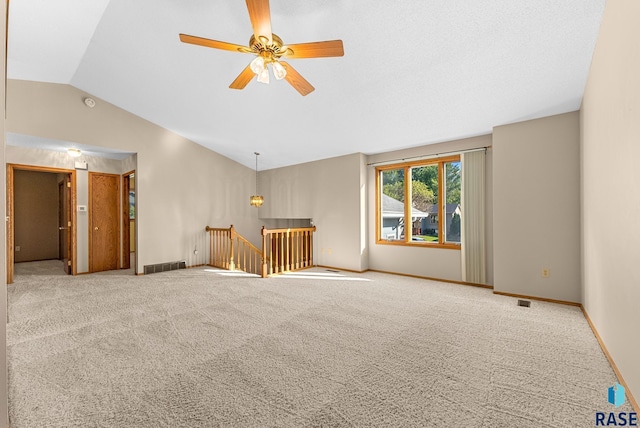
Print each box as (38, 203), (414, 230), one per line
(7, 0), (605, 170)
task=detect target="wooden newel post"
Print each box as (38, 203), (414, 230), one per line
(228, 224), (235, 271)
(285, 229), (290, 271)
(310, 225), (316, 267)
(261, 226), (268, 278)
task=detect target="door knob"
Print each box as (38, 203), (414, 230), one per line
(94, 227), (99, 231)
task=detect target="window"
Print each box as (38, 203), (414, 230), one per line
(380, 168), (405, 241)
(377, 156), (461, 248)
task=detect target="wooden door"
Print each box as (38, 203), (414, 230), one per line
(58, 174), (72, 274)
(89, 172), (120, 273)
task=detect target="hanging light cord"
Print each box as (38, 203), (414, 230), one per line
(254, 152), (259, 194)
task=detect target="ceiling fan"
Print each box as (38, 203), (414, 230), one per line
(179, 0), (344, 96)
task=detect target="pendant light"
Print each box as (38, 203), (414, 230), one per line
(250, 152), (264, 208)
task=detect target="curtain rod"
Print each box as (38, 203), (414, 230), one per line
(367, 146), (490, 167)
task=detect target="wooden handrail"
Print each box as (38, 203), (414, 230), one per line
(235, 232), (261, 255)
(205, 225), (262, 276)
(232, 230), (262, 276)
(261, 227), (318, 234)
(205, 224), (316, 278)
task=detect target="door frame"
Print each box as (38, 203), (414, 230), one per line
(58, 176), (72, 274)
(122, 170), (135, 271)
(88, 171), (121, 273)
(6, 164), (77, 284)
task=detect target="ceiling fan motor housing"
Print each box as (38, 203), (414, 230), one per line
(249, 34), (288, 61)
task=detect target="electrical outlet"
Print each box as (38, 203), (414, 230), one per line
(15, 246), (20, 252)
(194, 249), (198, 255)
(542, 268), (550, 278)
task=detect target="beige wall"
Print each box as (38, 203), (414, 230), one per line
(13, 170), (60, 262)
(366, 134), (493, 282)
(1, 1), (7, 424)
(259, 153), (366, 272)
(7, 80), (263, 273)
(581, 0), (640, 404)
(358, 153), (369, 271)
(493, 111), (581, 302)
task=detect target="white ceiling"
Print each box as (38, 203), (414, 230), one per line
(7, 0), (605, 170)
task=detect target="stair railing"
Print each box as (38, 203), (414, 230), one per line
(261, 226), (316, 277)
(205, 225), (262, 275)
(206, 226), (233, 270)
(232, 228), (263, 276)
(205, 225), (316, 278)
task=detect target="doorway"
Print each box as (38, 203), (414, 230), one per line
(6, 164), (77, 284)
(122, 171), (136, 271)
(89, 172), (121, 273)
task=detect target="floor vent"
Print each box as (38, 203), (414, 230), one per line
(143, 260), (187, 275)
(325, 269), (340, 273)
(517, 299), (531, 308)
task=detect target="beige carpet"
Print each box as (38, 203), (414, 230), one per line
(7, 266), (632, 427)
(14, 260), (68, 276)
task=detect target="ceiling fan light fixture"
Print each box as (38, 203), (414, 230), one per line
(257, 67), (270, 84)
(250, 56), (265, 74)
(272, 61), (287, 80)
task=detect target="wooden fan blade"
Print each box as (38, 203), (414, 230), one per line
(283, 40), (344, 59)
(229, 64), (256, 90)
(179, 34), (249, 53)
(246, 0), (272, 43)
(280, 62), (314, 96)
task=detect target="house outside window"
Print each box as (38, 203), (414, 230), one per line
(376, 156), (461, 248)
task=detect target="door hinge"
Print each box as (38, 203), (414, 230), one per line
(68, 261), (72, 266)
(67, 181), (71, 188)
(68, 221), (72, 227)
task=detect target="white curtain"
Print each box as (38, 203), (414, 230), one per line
(461, 150), (486, 283)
